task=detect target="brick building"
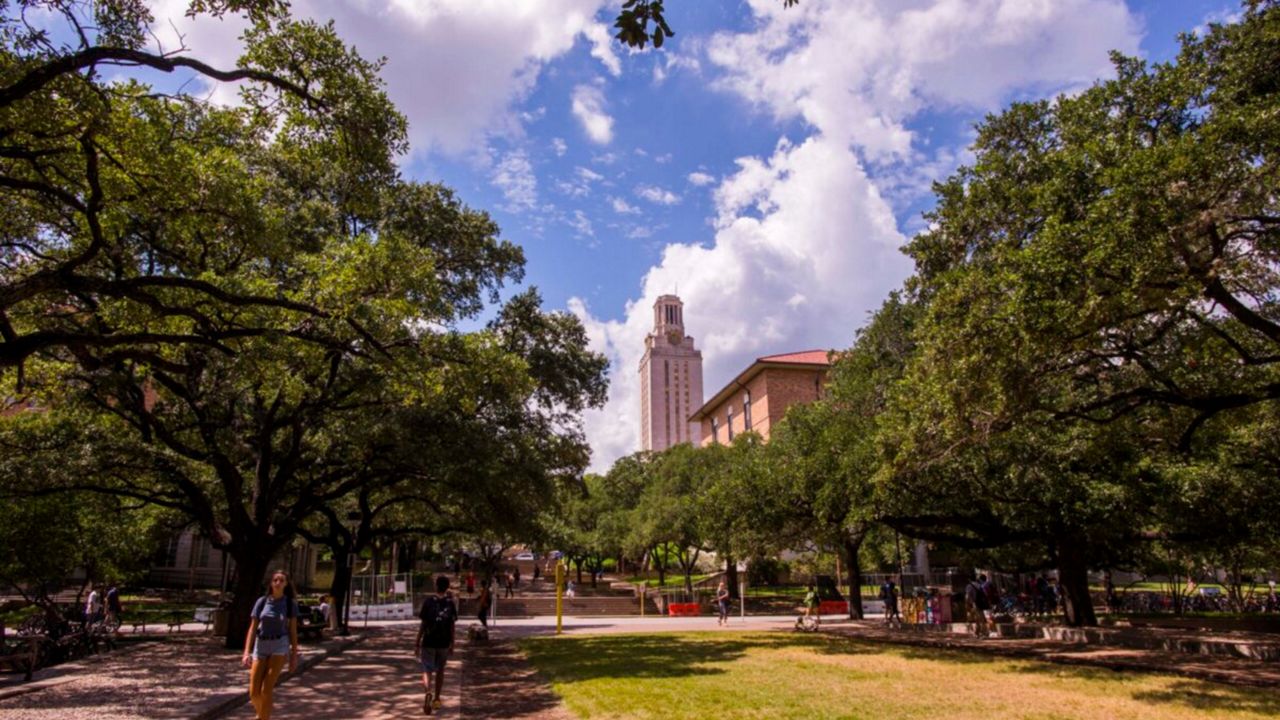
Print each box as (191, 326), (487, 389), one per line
(690, 350), (831, 446)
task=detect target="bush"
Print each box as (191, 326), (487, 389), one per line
(748, 558), (789, 586)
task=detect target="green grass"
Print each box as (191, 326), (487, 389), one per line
(622, 574), (713, 589)
(521, 631), (1280, 720)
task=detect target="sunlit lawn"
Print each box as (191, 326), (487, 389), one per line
(521, 631), (1279, 720)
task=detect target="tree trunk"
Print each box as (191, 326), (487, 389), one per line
(843, 537), (865, 620)
(726, 557), (739, 600)
(329, 548), (354, 633)
(1057, 539), (1096, 627)
(223, 550), (273, 650)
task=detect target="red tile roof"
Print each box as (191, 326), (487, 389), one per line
(756, 349), (831, 366)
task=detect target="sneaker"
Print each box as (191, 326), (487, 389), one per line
(433, 696), (443, 710)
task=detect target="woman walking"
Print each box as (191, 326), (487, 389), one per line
(716, 581), (731, 625)
(242, 570), (299, 720)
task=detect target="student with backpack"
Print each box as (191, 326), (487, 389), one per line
(241, 569), (300, 720)
(965, 574), (991, 637)
(416, 576), (458, 715)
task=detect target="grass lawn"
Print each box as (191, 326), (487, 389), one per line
(521, 631), (1279, 720)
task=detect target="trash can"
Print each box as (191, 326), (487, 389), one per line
(212, 608), (229, 636)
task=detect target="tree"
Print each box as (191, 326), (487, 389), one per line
(882, 5), (1280, 625)
(0, 4), (401, 377)
(613, 0), (799, 49)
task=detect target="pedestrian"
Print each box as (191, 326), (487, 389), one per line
(983, 575), (1000, 614)
(105, 584), (122, 629)
(802, 582), (820, 629)
(465, 570), (475, 596)
(84, 585), (103, 624)
(415, 575), (457, 716)
(476, 579), (492, 627)
(965, 574), (990, 636)
(513, 566), (521, 588)
(532, 563), (541, 582)
(566, 579), (576, 598)
(880, 577), (900, 626)
(715, 581), (730, 625)
(242, 569), (300, 720)
(504, 571), (514, 598)
(316, 595), (331, 626)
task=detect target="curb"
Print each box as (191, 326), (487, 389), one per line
(191, 632), (369, 720)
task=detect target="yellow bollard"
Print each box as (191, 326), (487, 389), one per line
(555, 561), (564, 635)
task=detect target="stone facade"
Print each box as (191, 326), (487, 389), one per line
(638, 295), (704, 452)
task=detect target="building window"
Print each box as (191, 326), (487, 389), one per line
(743, 390), (752, 430)
(727, 406), (735, 441)
(711, 417), (719, 445)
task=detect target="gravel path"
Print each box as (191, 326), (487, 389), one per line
(0, 636), (245, 719)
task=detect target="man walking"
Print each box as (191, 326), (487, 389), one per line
(965, 574), (990, 637)
(879, 577), (900, 626)
(415, 576), (457, 715)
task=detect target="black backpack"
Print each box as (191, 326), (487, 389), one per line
(419, 595), (457, 647)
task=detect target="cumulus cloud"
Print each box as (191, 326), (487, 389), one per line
(551, 137), (568, 156)
(576, 0), (1143, 471)
(635, 184), (681, 205)
(149, 0), (617, 155)
(687, 171), (716, 186)
(571, 83), (615, 144)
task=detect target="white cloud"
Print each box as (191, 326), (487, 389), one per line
(149, 0), (616, 156)
(687, 171), (716, 186)
(491, 150), (538, 211)
(706, 0), (1139, 160)
(571, 83), (614, 145)
(576, 0), (1143, 471)
(635, 184), (681, 205)
(577, 167), (605, 182)
(611, 196), (641, 215)
(551, 137), (568, 156)
(568, 209), (595, 237)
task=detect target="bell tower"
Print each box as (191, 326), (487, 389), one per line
(639, 295), (703, 452)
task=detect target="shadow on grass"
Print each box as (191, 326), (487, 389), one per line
(1128, 680), (1280, 716)
(521, 631), (879, 682)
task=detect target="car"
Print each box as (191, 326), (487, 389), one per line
(514, 552), (535, 561)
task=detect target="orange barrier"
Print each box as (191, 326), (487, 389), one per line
(818, 600), (848, 615)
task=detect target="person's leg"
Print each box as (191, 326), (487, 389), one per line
(249, 657), (269, 718)
(433, 658), (447, 707)
(258, 655), (287, 719)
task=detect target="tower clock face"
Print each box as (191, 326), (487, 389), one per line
(667, 330), (683, 345)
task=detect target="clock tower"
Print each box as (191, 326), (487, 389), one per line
(639, 295), (704, 452)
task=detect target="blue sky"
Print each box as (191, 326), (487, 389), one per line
(152, 0), (1237, 470)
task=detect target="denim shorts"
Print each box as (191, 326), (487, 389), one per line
(253, 635), (291, 659)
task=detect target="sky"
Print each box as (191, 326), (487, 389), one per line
(143, 0), (1238, 472)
